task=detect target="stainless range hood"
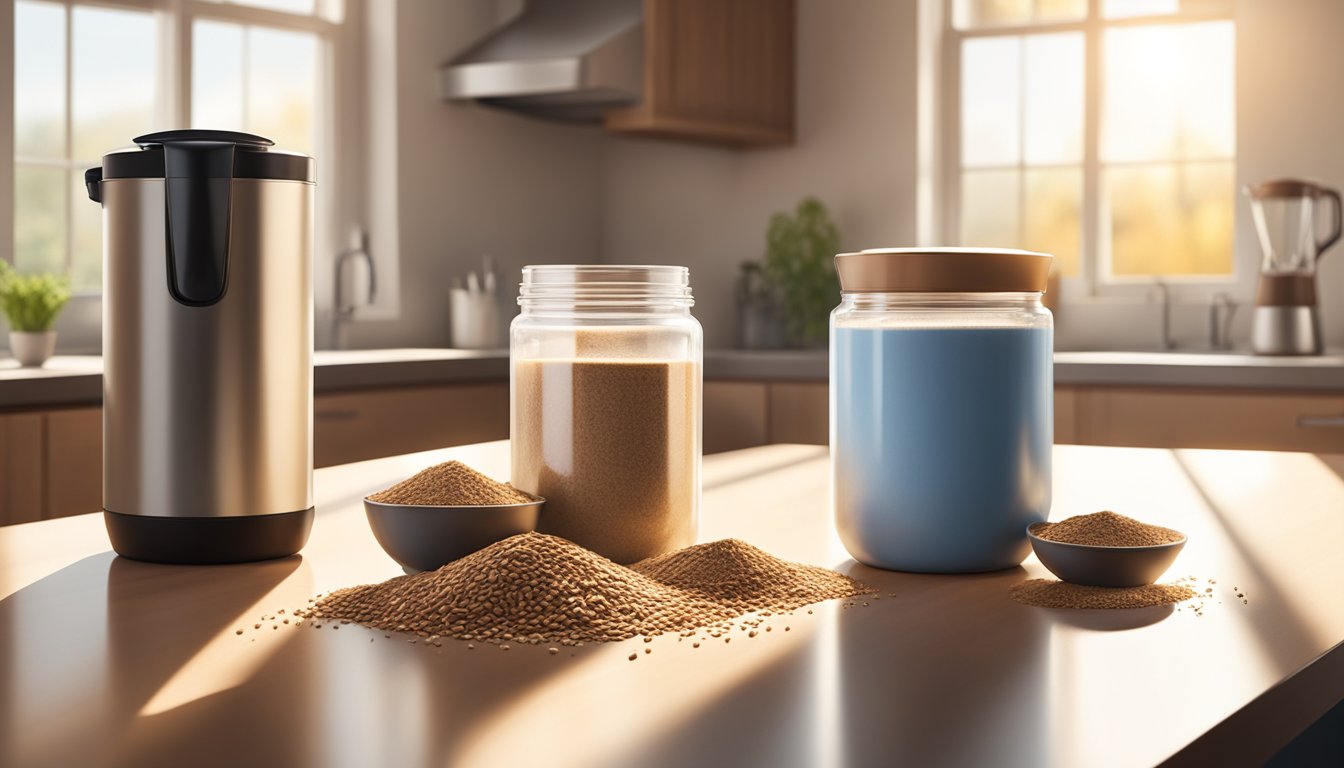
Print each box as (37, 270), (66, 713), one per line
(440, 0), (643, 123)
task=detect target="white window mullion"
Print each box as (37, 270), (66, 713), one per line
(1082, 0), (1102, 297)
(63, 0), (75, 278)
(0, 0), (12, 270)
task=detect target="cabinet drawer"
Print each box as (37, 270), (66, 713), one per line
(768, 382), (828, 446)
(705, 382), (768, 454)
(0, 413), (44, 525)
(45, 408), (103, 520)
(1077, 387), (1344, 453)
(315, 383), (509, 468)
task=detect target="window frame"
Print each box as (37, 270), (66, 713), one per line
(939, 0), (1240, 303)
(1, 0), (362, 331)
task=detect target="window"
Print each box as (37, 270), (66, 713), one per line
(945, 0), (1235, 288)
(7, 0), (346, 295)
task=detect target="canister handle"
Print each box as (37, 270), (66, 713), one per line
(133, 131), (273, 307)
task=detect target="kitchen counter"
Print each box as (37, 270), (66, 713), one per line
(4, 347), (1342, 409)
(0, 348), (510, 409)
(2, 441), (1342, 767)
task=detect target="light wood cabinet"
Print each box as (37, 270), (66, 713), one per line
(0, 383), (512, 526)
(45, 409), (103, 522)
(1058, 385), (1344, 453)
(0, 413), (45, 525)
(314, 383), (509, 468)
(605, 0), (794, 147)
(704, 381), (769, 453)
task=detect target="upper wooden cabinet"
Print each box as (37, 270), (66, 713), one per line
(605, 0), (795, 147)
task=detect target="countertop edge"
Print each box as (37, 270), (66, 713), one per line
(2, 349), (1343, 410)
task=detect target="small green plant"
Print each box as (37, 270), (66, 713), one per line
(0, 262), (71, 332)
(761, 197), (841, 346)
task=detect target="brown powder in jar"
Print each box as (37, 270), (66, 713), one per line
(301, 532), (870, 646)
(512, 359), (699, 564)
(1034, 510), (1184, 547)
(1010, 579), (1198, 609)
(367, 461), (537, 506)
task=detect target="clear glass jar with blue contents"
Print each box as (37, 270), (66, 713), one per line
(831, 248), (1054, 572)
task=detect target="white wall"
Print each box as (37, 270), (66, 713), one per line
(596, 0), (1344, 352)
(598, 0), (920, 349)
(340, 0), (602, 349)
(348, 0), (1344, 353)
(1237, 0), (1344, 348)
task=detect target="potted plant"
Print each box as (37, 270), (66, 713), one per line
(747, 197), (841, 348)
(0, 263), (71, 367)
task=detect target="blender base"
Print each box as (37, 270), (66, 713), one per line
(104, 507), (314, 564)
(1251, 305), (1323, 355)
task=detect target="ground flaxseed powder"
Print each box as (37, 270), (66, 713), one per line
(301, 533), (870, 646)
(1010, 579), (1198, 609)
(512, 358), (699, 565)
(1035, 510), (1184, 547)
(366, 461), (537, 506)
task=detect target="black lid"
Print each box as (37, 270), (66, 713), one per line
(96, 129), (314, 183)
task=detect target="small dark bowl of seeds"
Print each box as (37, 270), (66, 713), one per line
(364, 461), (544, 573)
(1026, 511), (1187, 588)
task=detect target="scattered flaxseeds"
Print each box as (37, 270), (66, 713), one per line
(367, 461), (537, 506)
(1035, 511), (1184, 547)
(1010, 579), (1198, 609)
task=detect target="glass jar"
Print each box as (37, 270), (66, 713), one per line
(830, 248), (1054, 572)
(510, 265), (702, 564)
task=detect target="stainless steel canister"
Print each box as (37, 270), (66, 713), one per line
(86, 130), (314, 563)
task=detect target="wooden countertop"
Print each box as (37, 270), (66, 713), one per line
(2, 442), (1342, 767)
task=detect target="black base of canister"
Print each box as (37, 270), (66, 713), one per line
(103, 507), (314, 564)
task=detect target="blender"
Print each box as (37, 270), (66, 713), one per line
(1246, 179), (1341, 355)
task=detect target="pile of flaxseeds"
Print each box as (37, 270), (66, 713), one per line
(366, 461), (537, 506)
(1033, 510), (1184, 547)
(295, 533), (871, 650)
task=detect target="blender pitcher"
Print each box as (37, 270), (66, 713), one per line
(1246, 179), (1342, 355)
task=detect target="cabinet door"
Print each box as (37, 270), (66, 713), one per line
(768, 382), (828, 446)
(0, 413), (44, 525)
(605, 0), (795, 146)
(315, 384), (509, 468)
(45, 408), (103, 520)
(1076, 387), (1344, 453)
(704, 382), (768, 454)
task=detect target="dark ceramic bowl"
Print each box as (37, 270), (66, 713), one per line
(1026, 522), (1187, 588)
(364, 497), (543, 573)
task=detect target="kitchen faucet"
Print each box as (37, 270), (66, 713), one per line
(1209, 292), (1238, 351)
(333, 228), (376, 348)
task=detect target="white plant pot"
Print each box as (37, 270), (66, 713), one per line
(10, 330), (57, 368)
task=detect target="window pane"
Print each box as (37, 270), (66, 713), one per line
(204, 0), (317, 15)
(71, 171), (102, 293)
(247, 27), (319, 155)
(1034, 0), (1087, 23)
(14, 1), (66, 159)
(1105, 162), (1234, 277)
(954, 0), (1084, 29)
(1103, 22), (1235, 163)
(962, 37), (1020, 167)
(954, 0), (1030, 29)
(961, 169), (1021, 247)
(193, 20), (246, 130)
(1024, 168), (1081, 277)
(1103, 0), (1178, 17)
(72, 6), (159, 161)
(1023, 32), (1083, 165)
(14, 165), (66, 275)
